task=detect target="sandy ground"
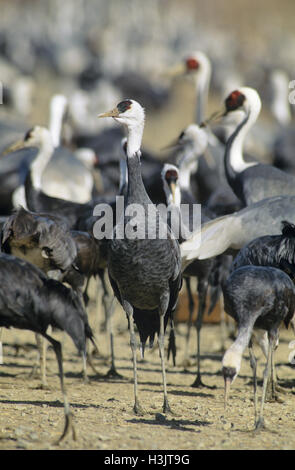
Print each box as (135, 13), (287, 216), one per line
(0, 281), (295, 452)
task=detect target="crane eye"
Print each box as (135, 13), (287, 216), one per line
(225, 90), (246, 111)
(186, 57), (199, 71)
(117, 100), (132, 113)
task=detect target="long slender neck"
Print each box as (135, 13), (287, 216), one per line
(224, 107), (258, 185)
(223, 318), (257, 371)
(49, 96), (67, 147)
(271, 77), (292, 126)
(179, 162), (195, 191)
(194, 62), (211, 124)
(125, 123), (151, 204)
(119, 158), (128, 196)
(24, 172), (41, 212)
(165, 181), (190, 243)
(178, 145), (198, 191)
(30, 133), (54, 190)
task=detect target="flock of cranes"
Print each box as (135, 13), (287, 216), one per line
(0, 46), (295, 446)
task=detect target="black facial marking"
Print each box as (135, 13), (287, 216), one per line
(117, 100), (132, 114)
(178, 130), (185, 141)
(24, 127), (34, 141)
(225, 90), (246, 112)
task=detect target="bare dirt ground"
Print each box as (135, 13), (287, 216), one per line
(0, 281), (295, 452)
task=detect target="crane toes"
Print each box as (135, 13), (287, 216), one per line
(162, 399), (174, 415)
(254, 417), (266, 432)
(54, 412), (76, 445)
(34, 383), (51, 391)
(191, 374), (216, 389)
(133, 400), (145, 416)
(104, 367), (124, 380)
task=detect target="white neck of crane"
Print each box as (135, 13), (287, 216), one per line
(31, 130), (55, 190)
(48, 95), (68, 148)
(126, 121), (144, 158)
(194, 57), (211, 123)
(229, 93), (261, 172)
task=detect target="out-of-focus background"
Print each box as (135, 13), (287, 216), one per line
(0, 0), (294, 151)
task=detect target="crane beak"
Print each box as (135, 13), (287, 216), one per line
(224, 377), (231, 410)
(98, 107), (120, 119)
(161, 138), (180, 152)
(1, 139), (26, 156)
(169, 181), (177, 204)
(200, 108), (227, 127)
(162, 63), (187, 78)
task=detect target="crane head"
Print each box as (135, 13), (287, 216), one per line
(1, 126), (52, 156)
(163, 51), (212, 80)
(98, 99), (145, 128)
(201, 87), (261, 128)
(225, 90), (246, 112)
(222, 348), (242, 409)
(161, 163), (180, 206)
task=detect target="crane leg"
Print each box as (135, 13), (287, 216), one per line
(35, 333), (49, 389)
(105, 296), (123, 379)
(99, 270), (122, 378)
(266, 347), (286, 401)
(158, 312), (172, 414)
(123, 300), (145, 415)
(192, 280), (215, 388)
(255, 334), (275, 431)
(183, 277), (195, 369)
(43, 333), (76, 444)
(248, 340), (258, 424)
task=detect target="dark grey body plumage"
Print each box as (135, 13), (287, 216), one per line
(108, 152), (181, 315)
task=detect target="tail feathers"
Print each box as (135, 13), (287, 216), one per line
(132, 308), (171, 355)
(181, 214), (237, 265)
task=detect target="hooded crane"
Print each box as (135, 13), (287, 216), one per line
(229, 220), (295, 397)
(11, 94), (95, 208)
(208, 87), (295, 206)
(0, 252), (94, 443)
(222, 265), (295, 430)
(98, 99), (182, 414)
(161, 162), (219, 388)
(167, 51), (239, 209)
(2, 126), (97, 230)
